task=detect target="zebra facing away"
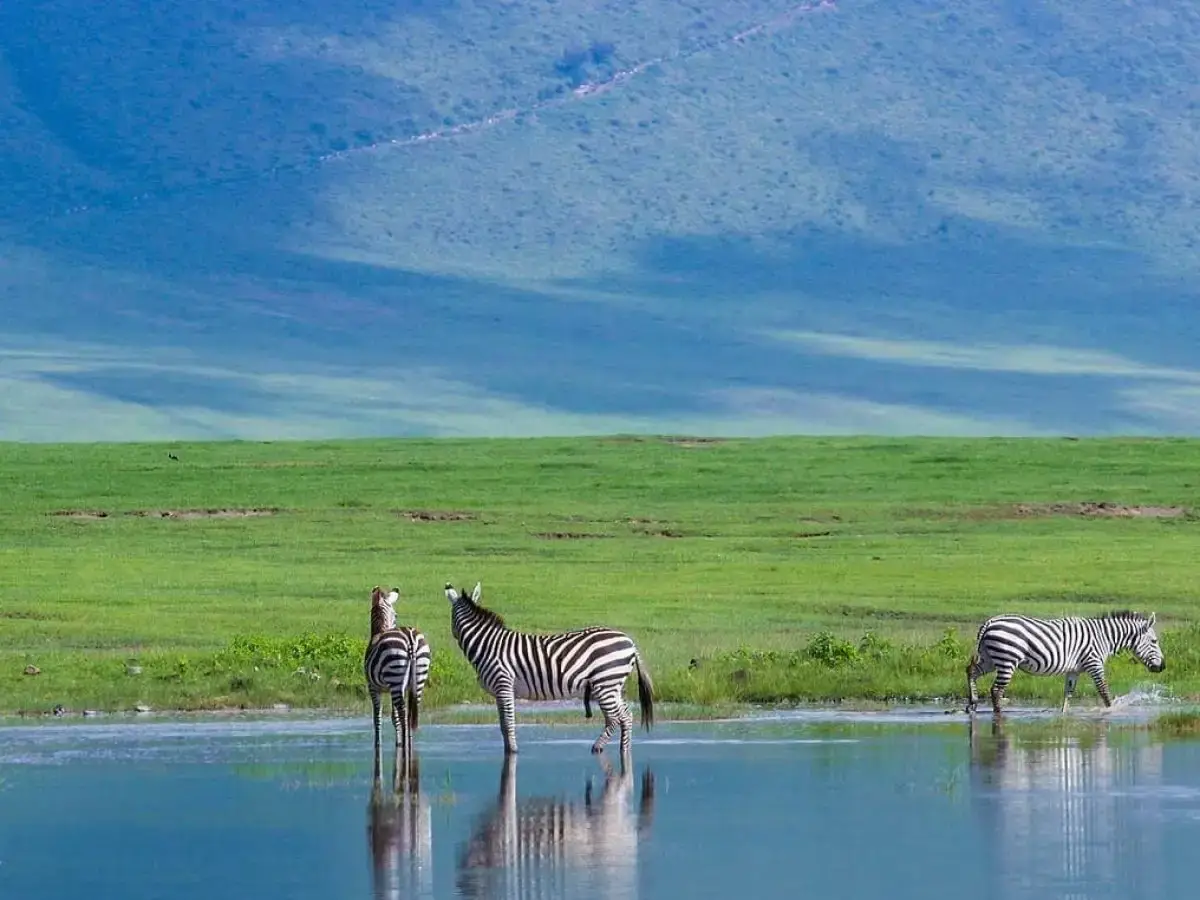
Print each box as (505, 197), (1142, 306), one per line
(364, 586), (432, 789)
(965, 610), (1165, 716)
(445, 582), (655, 756)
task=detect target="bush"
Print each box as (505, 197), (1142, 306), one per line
(805, 631), (860, 667)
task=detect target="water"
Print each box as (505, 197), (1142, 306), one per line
(1, 708), (1198, 899)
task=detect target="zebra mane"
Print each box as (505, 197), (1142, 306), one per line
(461, 594), (508, 629)
(1098, 609), (1152, 629)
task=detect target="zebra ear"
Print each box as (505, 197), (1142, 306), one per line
(1148, 612), (1156, 627)
(444, 583), (459, 602)
(471, 582), (482, 603)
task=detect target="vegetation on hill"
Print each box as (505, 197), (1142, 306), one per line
(4, 2), (1200, 439)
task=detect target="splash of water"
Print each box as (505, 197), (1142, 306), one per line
(1111, 682), (1177, 708)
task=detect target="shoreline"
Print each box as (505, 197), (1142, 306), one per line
(3, 697), (1195, 730)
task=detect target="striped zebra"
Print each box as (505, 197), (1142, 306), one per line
(445, 581), (655, 756)
(364, 586), (432, 788)
(965, 610), (1165, 715)
(456, 755), (656, 900)
(367, 752), (432, 900)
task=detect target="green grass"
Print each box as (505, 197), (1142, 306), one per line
(2, 435), (1198, 717)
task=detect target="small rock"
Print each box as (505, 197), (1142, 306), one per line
(52, 704), (66, 716)
(125, 665), (143, 676)
(23, 665), (40, 676)
(272, 703), (290, 711)
(134, 704), (152, 713)
(83, 710), (100, 717)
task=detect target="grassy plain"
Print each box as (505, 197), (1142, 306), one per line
(1, 435), (1198, 719)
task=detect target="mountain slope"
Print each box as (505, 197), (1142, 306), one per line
(3, 0), (1200, 440)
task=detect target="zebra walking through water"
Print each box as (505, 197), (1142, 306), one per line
(965, 610), (1165, 716)
(364, 586), (432, 788)
(444, 582), (655, 756)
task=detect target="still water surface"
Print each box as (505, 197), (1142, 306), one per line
(0, 708), (1197, 899)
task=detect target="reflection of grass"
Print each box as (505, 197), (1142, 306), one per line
(787, 710), (1200, 746)
(233, 759), (361, 789)
(2, 436), (1198, 715)
(1147, 710), (1200, 738)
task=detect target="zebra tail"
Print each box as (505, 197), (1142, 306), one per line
(635, 652), (655, 731)
(406, 685), (420, 732)
(401, 649), (419, 733)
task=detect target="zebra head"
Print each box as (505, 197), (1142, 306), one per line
(371, 586), (399, 631)
(445, 582), (482, 604)
(1131, 612), (1165, 673)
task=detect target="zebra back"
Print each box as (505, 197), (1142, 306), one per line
(447, 583), (640, 693)
(976, 610), (1162, 673)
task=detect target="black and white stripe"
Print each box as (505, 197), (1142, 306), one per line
(445, 582), (655, 756)
(456, 756), (655, 900)
(965, 610), (1165, 715)
(367, 754), (432, 900)
(364, 586), (432, 786)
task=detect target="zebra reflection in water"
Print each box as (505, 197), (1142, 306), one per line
(456, 756), (656, 900)
(967, 717), (1165, 899)
(367, 753), (432, 900)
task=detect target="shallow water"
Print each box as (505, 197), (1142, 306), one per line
(1, 708), (1197, 899)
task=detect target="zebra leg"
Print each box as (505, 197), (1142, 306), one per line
(989, 663), (1016, 716)
(965, 654), (983, 715)
(390, 692), (406, 793)
(618, 697), (634, 758)
(411, 670), (426, 732)
(1084, 659), (1113, 707)
(591, 689), (621, 755)
(370, 687), (384, 789)
(494, 686), (519, 755)
(1062, 673), (1080, 714)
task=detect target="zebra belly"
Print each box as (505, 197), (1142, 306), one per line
(1016, 656), (1083, 675)
(512, 675), (577, 701)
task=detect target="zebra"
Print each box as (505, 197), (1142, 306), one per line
(364, 586), (432, 789)
(965, 610), (1165, 716)
(366, 751), (432, 900)
(444, 581), (655, 756)
(456, 754), (656, 900)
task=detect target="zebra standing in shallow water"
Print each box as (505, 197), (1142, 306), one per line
(965, 610), (1165, 716)
(444, 582), (655, 756)
(364, 586), (432, 788)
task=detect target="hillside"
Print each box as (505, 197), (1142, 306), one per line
(3, 1), (1200, 440)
